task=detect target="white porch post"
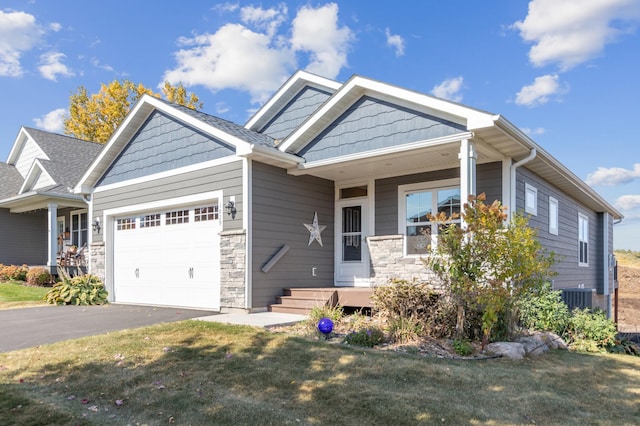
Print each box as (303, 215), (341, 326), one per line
(47, 203), (58, 268)
(459, 139), (477, 228)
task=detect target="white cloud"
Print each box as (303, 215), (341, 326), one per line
(586, 163), (640, 186)
(38, 51), (75, 81)
(0, 10), (42, 77)
(33, 108), (66, 133)
(522, 127), (546, 136)
(90, 57), (114, 72)
(215, 101), (230, 114)
(513, 0), (640, 70)
(163, 2), (353, 105)
(431, 77), (464, 102)
(515, 74), (567, 106)
(291, 3), (354, 78)
(615, 195), (640, 211)
(49, 22), (62, 32)
(385, 28), (405, 57)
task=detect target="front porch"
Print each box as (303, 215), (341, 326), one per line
(269, 287), (374, 315)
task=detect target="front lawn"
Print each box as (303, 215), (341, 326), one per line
(1, 320), (638, 425)
(0, 281), (49, 309)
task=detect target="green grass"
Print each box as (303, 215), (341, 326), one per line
(0, 281), (49, 309)
(0, 320), (638, 425)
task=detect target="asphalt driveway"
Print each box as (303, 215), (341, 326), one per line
(0, 304), (216, 353)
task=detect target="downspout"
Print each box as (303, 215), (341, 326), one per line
(509, 149), (537, 221)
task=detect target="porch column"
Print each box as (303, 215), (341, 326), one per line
(47, 203), (58, 268)
(459, 139), (477, 228)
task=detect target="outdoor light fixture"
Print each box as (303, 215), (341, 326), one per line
(225, 198), (237, 219)
(92, 217), (101, 234)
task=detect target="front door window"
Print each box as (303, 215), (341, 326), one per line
(342, 206), (362, 261)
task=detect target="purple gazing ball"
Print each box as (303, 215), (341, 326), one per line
(317, 317), (334, 334)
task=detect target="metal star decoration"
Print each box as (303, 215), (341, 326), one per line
(304, 211), (327, 247)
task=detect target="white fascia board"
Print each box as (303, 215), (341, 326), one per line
(291, 132), (473, 174)
(279, 75), (494, 154)
(19, 159), (55, 194)
(245, 70), (342, 130)
(236, 143), (304, 166)
(494, 115), (624, 219)
(6, 128), (28, 164)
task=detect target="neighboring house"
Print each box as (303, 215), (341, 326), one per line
(75, 71), (622, 317)
(0, 127), (103, 271)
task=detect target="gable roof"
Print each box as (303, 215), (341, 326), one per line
(76, 95), (300, 192)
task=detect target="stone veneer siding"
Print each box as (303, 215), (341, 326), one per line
(89, 242), (105, 282)
(367, 235), (437, 286)
(219, 229), (246, 309)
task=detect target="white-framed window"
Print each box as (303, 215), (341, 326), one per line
(166, 209), (189, 225)
(70, 209), (88, 247)
(398, 179), (461, 256)
(116, 218), (136, 231)
(57, 216), (66, 238)
(549, 196), (559, 235)
(194, 205), (219, 222)
(525, 183), (537, 215)
(140, 213), (161, 228)
(578, 213), (589, 266)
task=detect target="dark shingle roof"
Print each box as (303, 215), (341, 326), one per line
(0, 163), (22, 199)
(157, 99), (275, 147)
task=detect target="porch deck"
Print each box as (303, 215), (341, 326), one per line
(269, 287), (374, 315)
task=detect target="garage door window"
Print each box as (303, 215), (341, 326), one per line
(166, 209), (189, 225)
(195, 205), (218, 222)
(117, 218), (136, 230)
(140, 214), (161, 228)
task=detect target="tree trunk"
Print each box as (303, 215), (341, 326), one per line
(455, 304), (465, 339)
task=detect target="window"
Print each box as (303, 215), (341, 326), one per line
(71, 210), (88, 247)
(116, 218), (136, 231)
(140, 213), (161, 228)
(549, 196), (558, 235)
(399, 181), (461, 255)
(194, 205), (219, 222)
(525, 183), (537, 215)
(166, 209), (189, 225)
(578, 213), (589, 266)
(57, 217), (65, 238)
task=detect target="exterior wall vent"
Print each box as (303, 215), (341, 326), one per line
(561, 288), (595, 311)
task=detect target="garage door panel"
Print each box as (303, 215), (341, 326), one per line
(113, 205), (221, 310)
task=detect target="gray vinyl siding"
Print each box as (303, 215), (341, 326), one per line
(259, 86), (333, 140)
(375, 162), (503, 235)
(516, 167), (604, 292)
(99, 110), (235, 186)
(92, 160), (244, 242)
(298, 96), (466, 162)
(251, 161), (334, 309)
(0, 208), (47, 265)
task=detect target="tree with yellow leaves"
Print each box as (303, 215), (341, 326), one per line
(64, 80), (203, 143)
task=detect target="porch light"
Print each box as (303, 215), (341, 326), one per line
(92, 217), (101, 234)
(225, 200), (237, 219)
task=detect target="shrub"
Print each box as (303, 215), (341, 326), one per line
(387, 316), (424, 344)
(452, 339), (474, 356)
(565, 308), (617, 352)
(45, 270), (108, 305)
(304, 304), (344, 336)
(26, 267), (51, 286)
(343, 327), (385, 348)
(516, 282), (570, 336)
(372, 279), (440, 321)
(0, 264), (29, 281)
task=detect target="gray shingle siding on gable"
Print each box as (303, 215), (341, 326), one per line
(515, 167), (605, 294)
(98, 111), (236, 186)
(259, 86), (333, 140)
(298, 96), (466, 162)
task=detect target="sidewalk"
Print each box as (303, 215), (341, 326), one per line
(196, 311), (307, 328)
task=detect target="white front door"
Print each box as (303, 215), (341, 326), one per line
(335, 199), (370, 286)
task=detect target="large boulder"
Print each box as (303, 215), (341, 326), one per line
(486, 342), (526, 359)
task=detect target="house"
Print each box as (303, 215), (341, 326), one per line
(0, 127), (103, 271)
(74, 70), (622, 316)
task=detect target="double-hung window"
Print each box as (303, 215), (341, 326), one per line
(399, 180), (461, 255)
(578, 213), (589, 266)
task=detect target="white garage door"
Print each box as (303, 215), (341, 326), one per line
(113, 204), (221, 310)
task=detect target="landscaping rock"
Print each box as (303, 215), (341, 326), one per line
(516, 335), (549, 356)
(540, 332), (568, 350)
(486, 342), (526, 359)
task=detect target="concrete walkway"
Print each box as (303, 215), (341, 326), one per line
(197, 311), (307, 328)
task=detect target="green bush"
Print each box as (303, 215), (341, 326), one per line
(0, 264), (29, 281)
(452, 339), (474, 356)
(45, 271), (108, 305)
(565, 308), (617, 352)
(26, 267), (52, 286)
(516, 283), (570, 335)
(343, 327), (385, 348)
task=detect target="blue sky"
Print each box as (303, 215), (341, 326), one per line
(1, 0), (639, 249)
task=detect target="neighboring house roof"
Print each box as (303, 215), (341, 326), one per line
(0, 127), (102, 212)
